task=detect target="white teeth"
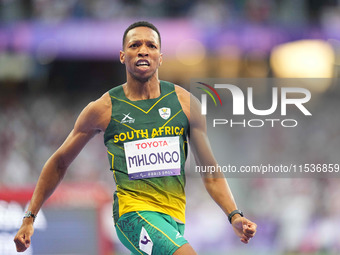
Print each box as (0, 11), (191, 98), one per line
(137, 61), (149, 66)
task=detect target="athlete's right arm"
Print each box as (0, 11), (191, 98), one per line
(14, 92), (112, 252)
(175, 85), (256, 244)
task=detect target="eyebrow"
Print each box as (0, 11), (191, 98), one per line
(128, 39), (158, 45)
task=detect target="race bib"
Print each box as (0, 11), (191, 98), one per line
(124, 137), (181, 180)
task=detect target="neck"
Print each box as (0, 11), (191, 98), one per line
(124, 75), (161, 101)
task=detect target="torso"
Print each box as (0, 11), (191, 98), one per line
(103, 81), (190, 223)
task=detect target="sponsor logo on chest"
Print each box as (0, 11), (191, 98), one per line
(120, 113), (135, 124)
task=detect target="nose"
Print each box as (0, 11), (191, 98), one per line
(138, 44), (149, 57)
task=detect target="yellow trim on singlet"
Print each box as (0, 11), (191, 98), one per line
(112, 118), (136, 130)
(116, 224), (144, 255)
(107, 150), (118, 183)
(136, 212), (180, 248)
(108, 140), (124, 150)
(107, 150), (115, 169)
(110, 90), (176, 114)
(161, 109), (183, 128)
(150, 109), (184, 138)
(183, 141), (187, 158)
(112, 118), (149, 140)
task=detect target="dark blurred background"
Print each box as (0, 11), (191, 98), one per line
(1, 1), (340, 255)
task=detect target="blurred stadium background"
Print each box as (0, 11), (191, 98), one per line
(1, 0), (340, 254)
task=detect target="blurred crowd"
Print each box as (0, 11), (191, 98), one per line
(0, 92), (110, 186)
(0, 0), (337, 25)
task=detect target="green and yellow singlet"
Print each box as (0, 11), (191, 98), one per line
(104, 81), (189, 223)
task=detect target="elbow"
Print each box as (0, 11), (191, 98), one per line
(52, 153), (69, 180)
(201, 171), (225, 182)
(201, 175), (218, 188)
(58, 157), (68, 179)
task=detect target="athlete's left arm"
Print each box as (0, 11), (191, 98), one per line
(175, 85), (257, 244)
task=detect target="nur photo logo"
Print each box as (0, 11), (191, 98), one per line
(195, 80), (312, 128)
(196, 82), (223, 115)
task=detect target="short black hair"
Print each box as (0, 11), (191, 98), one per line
(122, 21), (161, 48)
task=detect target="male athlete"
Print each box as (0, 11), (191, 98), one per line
(14, 21), (257, 254)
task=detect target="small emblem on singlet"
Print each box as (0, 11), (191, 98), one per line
(159, 107), (171, 120)
(120, 113), (135, 124)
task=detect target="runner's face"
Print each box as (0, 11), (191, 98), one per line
(120, 27), (162, 82)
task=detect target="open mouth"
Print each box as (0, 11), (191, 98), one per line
(136, 60), (150, 67)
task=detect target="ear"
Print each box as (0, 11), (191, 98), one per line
(159, 53), (163, 67)
(120, 50), (125, 64)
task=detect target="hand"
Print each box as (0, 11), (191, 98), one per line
(14, 221), (34, 252)
(231, 216), (257, 244)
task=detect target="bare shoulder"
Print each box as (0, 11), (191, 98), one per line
(174, 85), (202, 124)
(88, 92), (111, 115)
(174, 85), (191, 120)
(174, 84), (190, 99)
(75, 92), (112, 133)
